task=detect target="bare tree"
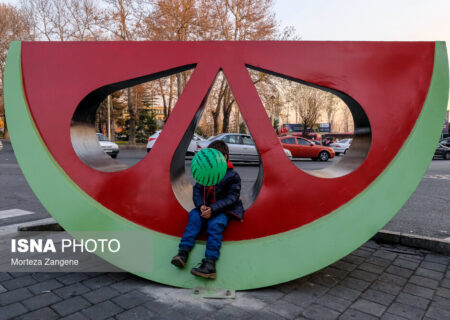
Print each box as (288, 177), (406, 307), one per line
(0, 3), (33, 139)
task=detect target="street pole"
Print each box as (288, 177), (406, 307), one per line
(107, 95), (111, 140)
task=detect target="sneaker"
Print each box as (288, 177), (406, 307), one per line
(171, 249), (189, 268)
(190, 259), (216, 279)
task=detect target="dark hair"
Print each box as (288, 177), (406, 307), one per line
(208, 140), (229, 158)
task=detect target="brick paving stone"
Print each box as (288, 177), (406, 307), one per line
(408, 275), (439, 289)
(339, 308), (378, 320)
(209, 304), (252, 320)
(159, 307), (192, 320)
(8, 273), (30, 279)
(370, 280), (402, 295)
(357, 262), (386, 275)
(350, 299), (386, 317)
(339, 277), (371, 291)
(28, 279), (63, 295)
(109, 277), (148, 293)
(366, 256), (391, 268)
(372, 249), (397, 261)
(82, 286), (120, 304)
(385, 265), (414, 278)
(264, 299), (304, 319)
(395, 292), (430, 310)
(59, 312), (89, 320)
(309, 272), (339, 288)
(0, 273), (12, 282)
(378, 273), (407, 287)
(0, 302), (27, 320)
(274, 281), (298, 294)
(348, 269), (378, 282)
(51, 296), (91, 317)
(421, 261), (447, 272)
(392, 258), (420, 270)
(435, 287), (450, 299)
(327, 285), (361, 301)
(54, 283), (91, 299)
(342, 254), (365, 265)
(441, 278), (450, 289)
(107, 273), (131, 282)
(31, 273), (63, 282)
(144, 298), (182, 316)
(1, 275), (37, 291)
(282, 282), (328, 308)
(82, 274), (116, 290)
(81, 300), (124, 320)
(316, 294), (352, 313)
(425, 306), (450, 319)
(424, 253), (450, 265)
(246, 309), (283, 320)
(0, 288), (33, 306)
(403, 283), (435, 299)
(16, 307), (60, 320)
(115, 306), (156, 320)
(22, 292), (62, 311)
(333, 261), (357, 272)
(414, 268), (443, 281)
(322, 267), (349, 280)
(247, 288), (284, 303)
(0, 285), (5, 294)
(352, 248), (373, 258)
(57, 273), (90, 285)
(302, 303), (340, 320)
(380, 313), (409, 320)
(362, 241), (379, 250)
(361, 289), (396, 306)
(111, 290), (148, 309)
(386, 302), (425, 320)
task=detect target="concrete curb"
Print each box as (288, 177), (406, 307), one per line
(372, 229), (450, 255)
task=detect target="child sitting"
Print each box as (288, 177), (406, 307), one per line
(171, 140), (244, 279)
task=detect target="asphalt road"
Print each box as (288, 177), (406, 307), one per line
(0, 141), (449, 240)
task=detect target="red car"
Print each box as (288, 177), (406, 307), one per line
(280, 136), (335, 161)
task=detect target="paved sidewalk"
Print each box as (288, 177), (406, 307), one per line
(0, 240), (449, 320)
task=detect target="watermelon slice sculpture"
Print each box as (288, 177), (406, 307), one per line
(4, 41), (448, 289)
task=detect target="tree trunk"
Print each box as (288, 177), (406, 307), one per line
(128, 87), (136, 146)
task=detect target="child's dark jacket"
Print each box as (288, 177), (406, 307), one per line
(193, 162), (244, 221)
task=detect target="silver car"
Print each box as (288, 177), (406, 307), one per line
(197, 133), (292, 162)
(96, 133), (120, 158)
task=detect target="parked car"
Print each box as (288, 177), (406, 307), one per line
(197, 133), (292, 162)
(146, 130), (204, 155)
(434, 138), (450, 160)
(0, 140), (3, 150)
(330, 139), (352, 155)
(280, 136), (335, 161)
(96, 133), (120, 158)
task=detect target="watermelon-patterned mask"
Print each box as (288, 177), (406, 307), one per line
(191, 148), (227, 186)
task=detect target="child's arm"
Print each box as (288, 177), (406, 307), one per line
(209, 172), (241, 214)
(193, 183), (204, 210)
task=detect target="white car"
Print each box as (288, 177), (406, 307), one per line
(0, 140), (3, 150)
(147, 130), (205, 156)
(96, 133), (120, 158)
(197, 133), (293, 162)
(330, 139), (352, 155)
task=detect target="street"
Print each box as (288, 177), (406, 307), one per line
(0, 141), (449, 240)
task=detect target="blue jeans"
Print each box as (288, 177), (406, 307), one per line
(179, 209), (230, 261)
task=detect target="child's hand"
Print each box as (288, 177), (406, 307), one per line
(200, 205), (207, 212)
(200, 207), (212, 219)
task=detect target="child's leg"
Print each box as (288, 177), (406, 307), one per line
(179, 209), (204, 251)
(205, 213), (229, 260)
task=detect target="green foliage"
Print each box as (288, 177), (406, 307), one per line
(123, 109), (158, 143)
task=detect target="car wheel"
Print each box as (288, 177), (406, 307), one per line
(343, 149), (348, 155)
(319, 151), (330, 162)
(446, 153), (450, 160)
(147, 148), (151, 153)
(111, 154), (117, 159)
